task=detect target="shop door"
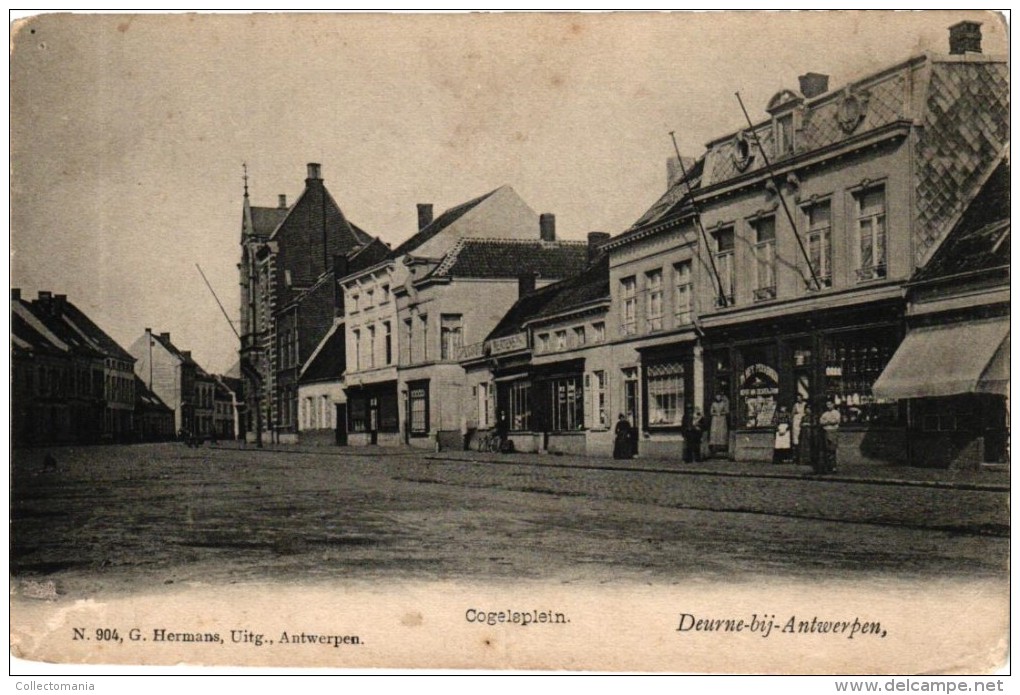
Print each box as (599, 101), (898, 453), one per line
(335, 403), (348, 446)
(623, 373), (639, 454)
(369, 397), (379, 445)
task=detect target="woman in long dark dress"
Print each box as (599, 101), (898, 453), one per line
(613, 413), (633, 459)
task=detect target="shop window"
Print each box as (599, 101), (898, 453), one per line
(549, 377), (584, 431)
(805, 201), (833, 289)
(441, 314), (463, 361)
(854, 186), (887, 282)
(824, 328), (901, 425)
(573, 326), (586, 347)
(509, 380), (531, 431)
(645, 269), (663, 331)
(410, 386), (429, 434)
(752, 216), (776, 301)
(592, 322), (606, 343)
(646, 362), (684, 428)
(620, 276), (637, 335)
(712, 228), (735, 307)
(738, 359), (780, 429)
(674, 261), (692, 325)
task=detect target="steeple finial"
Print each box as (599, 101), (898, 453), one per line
(242, 162), (249, 198)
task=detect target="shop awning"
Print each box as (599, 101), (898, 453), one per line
(872, 318), (1009, 399)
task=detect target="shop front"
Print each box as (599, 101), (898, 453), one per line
(531, 358), (587, 455)
(344, 380), (399, 446)
(704, 301), (907, 464)
(637, 344), (696, 459)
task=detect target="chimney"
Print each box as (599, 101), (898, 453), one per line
(278, 194), (287, 209)
(10, 288), (20, 301)
(145, 327), (151, 335)
(539, 213), (556, 241)
(160, 332), (170, 343)
(798, 72), (830, 99)
(417, 203), (434, 230)
(306, 162), (322, 181)
(38, 290), (52, 302)
(587, 231), (611, 264)
(518, 272), (537, 297)
(54, 294), (67, 311)
(949, 21), (982, 55)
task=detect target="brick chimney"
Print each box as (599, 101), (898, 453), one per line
(949, 21), (982, 55)
(306, 162), (322, 181)
(539, 213), (556, 241)
(798, 72), (830, 99)
(53, 294), (67, 311)
(417, 203), (434, 231)
(278, 194), (287, 209)
(518, 272), (537, 297)
(38, 290), (52, 301)
(10, 288), (20, 301)
(587, 231), (610, 264)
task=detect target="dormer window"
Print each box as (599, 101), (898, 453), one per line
(766, 88), (802, 160)
(775, 113), (795, 158)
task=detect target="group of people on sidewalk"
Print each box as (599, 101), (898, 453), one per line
(611, 392), (842, 473)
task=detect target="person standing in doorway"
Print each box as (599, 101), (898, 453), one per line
(685, 408), (705, 463)
(613, 413), (634, 460)
(709, 393), (729, 455)
(792, 394), (807, 450)
(772, 405), (792, 464)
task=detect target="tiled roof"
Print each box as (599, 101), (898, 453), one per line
(300, 323), (345, 383)
(18, 300), (106, 359)
(57, 301), (135, 362)
(388, 187), (502, 258)
(135, 375), (173, 411)
(11, 307), (66, 356)
(426, 238), (588, 281)
(486, 255), (609, 340)
(249, 206), (288, 239)
(911, 161), (1009, 283)
(628, 156), (704, 230)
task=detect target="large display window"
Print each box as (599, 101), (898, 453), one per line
(823, 328), (901, 425)
(737, 346), (779, 429)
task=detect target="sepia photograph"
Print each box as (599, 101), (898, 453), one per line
(8, 10), (1010, 679)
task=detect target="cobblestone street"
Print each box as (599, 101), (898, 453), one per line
(11, 443), (1008, 597)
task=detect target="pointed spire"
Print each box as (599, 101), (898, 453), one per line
(242, 162), (249, 198)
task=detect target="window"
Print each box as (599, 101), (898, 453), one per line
(555, 330), (568, 351)
(402, 319), (413, 365)
(284, 269), (293, 287)
(824, 329), (901, 425)
(621, 276), (637, 335)
(509, 380), (531, 431)
(420, 314), (429, 362)
(441, 314), (463, 361)
(367, 325), (376, 368)
(645, 269), (663, 331)
(775, 113), (795, 157)
(752, 217), (776, 301)
(712, 228), (735, 307)
(300, 398), (308, 429)
(593, 370), (608, 429)
(855, 187), (886, 281)
(350, 293), (360, 312)
(805, 201), (833, 288)
(380, 284), (390, 304)
(674, 261), (693, 325)
(352, 329), (361, 370)
(478, 382), (493, 428)
(646, 362), (684, 428)
(410, 386), (429, 434)
(537, 333), (550, 354)
(383, 321), (392, 365)
(573, 326), (586, 348)
(321, 396), (331, 429)
(549, 376), (584, 431)
(592, 322), (606, 343)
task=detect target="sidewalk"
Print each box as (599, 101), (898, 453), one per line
(210, 440), (1009, 492)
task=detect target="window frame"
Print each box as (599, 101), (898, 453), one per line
(620, 276), (638, 335)
(645, 269), (664, 332)
(751, 216), (777, 301)
(852, 185), (887, 282)
(673, 260), (693, 325)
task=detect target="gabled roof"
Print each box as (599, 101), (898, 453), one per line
(300, 321), (345, 384)
(11, 305), (66, 356)
(149, 331), (202, 370)
(16, 299), (105, 359)
(486, 254), (609, 340)
(423, 238), (588, 282)
(55, 300), (135, 363)
(249, 206), (289, 239)
(388, 186), (502, 258)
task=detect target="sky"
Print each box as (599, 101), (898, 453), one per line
(9, 10), (1007, 374)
